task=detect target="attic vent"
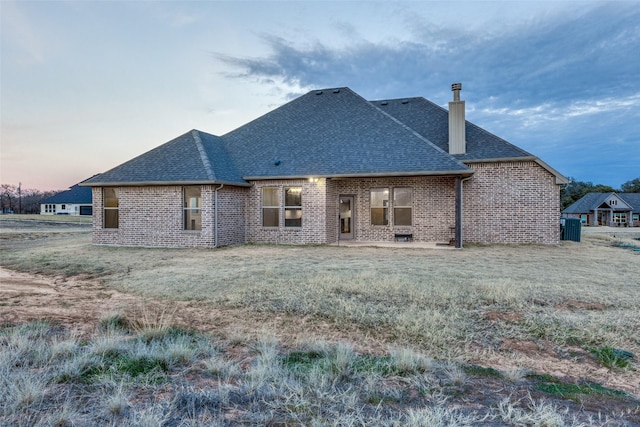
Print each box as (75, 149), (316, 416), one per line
(315, 90), (323, 95)
(401, 99), (409, 104)
(332, 89), (340, 93)
(380, 101), (388, 106)
(274, 159), (281, 166)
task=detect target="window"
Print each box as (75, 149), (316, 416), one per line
(580, 214), (588, 224)
(284, 187), (302, 227)
(183, 186), (202, 230)
(371, 188), (389, 225)
(262, 187), (280, 227)
(633, 214), (639, 221)
(61, 204), (66, 210)
(393, 188), (412, 226)
(103, 188), (119, 229)
(613, 213), (627, 224)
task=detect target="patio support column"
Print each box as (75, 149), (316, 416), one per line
(593, 208), (598, 226)
(455, 177), (462, 248)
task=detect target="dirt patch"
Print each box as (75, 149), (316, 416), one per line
(1, 267), (638, 399)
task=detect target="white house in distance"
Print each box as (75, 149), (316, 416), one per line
(40, 182), (93, 216)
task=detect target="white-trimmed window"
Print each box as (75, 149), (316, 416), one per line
(580, 214), (588, 224)
(103, 188), (119, 229)
(371, 188), (389, 226)
(262, 187), (280, 227)
(284, 187), (302, 227)
(393, 188), (412, 226)
(613, 212), (627, 224)
(183, 186), (201, 230)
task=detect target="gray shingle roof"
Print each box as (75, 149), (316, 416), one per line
(83, 87), (565, 187)
(222, 88), (471, 179)
(620, 193), (640, 211)
(83, 130), (247, 186)
(42, 183), (93, 204)
(371, 97), (533, 161)
(562, 192), (640, 213)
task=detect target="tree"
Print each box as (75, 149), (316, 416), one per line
(0, 184), (59, 214)
(621, 177), (640, 193)
(0, 184), (17, 213)
(560, 178), (615, 210)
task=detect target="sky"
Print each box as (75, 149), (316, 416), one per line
(1, 1), (639, 192)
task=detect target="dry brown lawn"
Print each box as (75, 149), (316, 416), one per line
(1, 217), (639, 425)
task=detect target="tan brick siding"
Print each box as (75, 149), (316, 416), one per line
(462, 161), (561, 244)
(330, 177), (457, 242)
(92, 185), (245, 248)
(90, 161), (561, 247)
(245, 179), (329, 244)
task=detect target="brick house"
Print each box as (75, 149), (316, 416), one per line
(563, 192), (639, 226)
(82, 84), (567, 248)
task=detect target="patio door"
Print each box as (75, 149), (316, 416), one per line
(339, 196), (354, 240)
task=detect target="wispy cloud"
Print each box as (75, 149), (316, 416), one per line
(216, 3), (640, 106)
(480, 93), (640, 127)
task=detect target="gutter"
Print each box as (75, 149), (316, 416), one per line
(242, 170), (474, 181)
(78, 180), (251, 187)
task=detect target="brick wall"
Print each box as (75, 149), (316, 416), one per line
(92, 185), (246, 248)
(331, 176), (458, 242)
(462, 161), (561, 244)
(245, 179), (329, 244)
(89, 161), (561, 247)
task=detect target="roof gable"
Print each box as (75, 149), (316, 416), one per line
(83, 130), (247, 186)
(222, 88), (471, 179)
(563, 192), (637, 213)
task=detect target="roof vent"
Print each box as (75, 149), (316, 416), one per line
(451, 83), (462, 102)
(380, 101), (388, 106)
(315, 90), (323, 95)
(332, 89), (340, 93)
(274, 159), (281, 166)
(401, 99), (409, 104)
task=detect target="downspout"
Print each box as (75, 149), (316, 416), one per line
(455, 176), (473, 248)
(214, 184), (224, 248)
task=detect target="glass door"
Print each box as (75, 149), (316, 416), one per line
(339, 196), (354, 240)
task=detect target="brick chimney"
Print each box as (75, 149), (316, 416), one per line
(448, 83), (466, 155)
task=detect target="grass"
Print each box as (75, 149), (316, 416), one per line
(1, 222), (639, 424)
(0, 213), (92, 223)
(1, 321), (634, 426)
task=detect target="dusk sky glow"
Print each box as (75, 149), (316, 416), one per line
(2, 1), (639, 191)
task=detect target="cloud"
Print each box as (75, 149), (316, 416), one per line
(215, 3), (640, 104)
(480, 92), (640, 127)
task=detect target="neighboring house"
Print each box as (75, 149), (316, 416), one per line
(41, 181), (93, 216)
(563, 192), (640, 227)
(81, 85), (567, 248)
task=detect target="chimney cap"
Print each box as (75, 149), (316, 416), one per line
(451, 83), (462, 91)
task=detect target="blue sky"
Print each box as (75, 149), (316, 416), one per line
(1, 1), (639, 191)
